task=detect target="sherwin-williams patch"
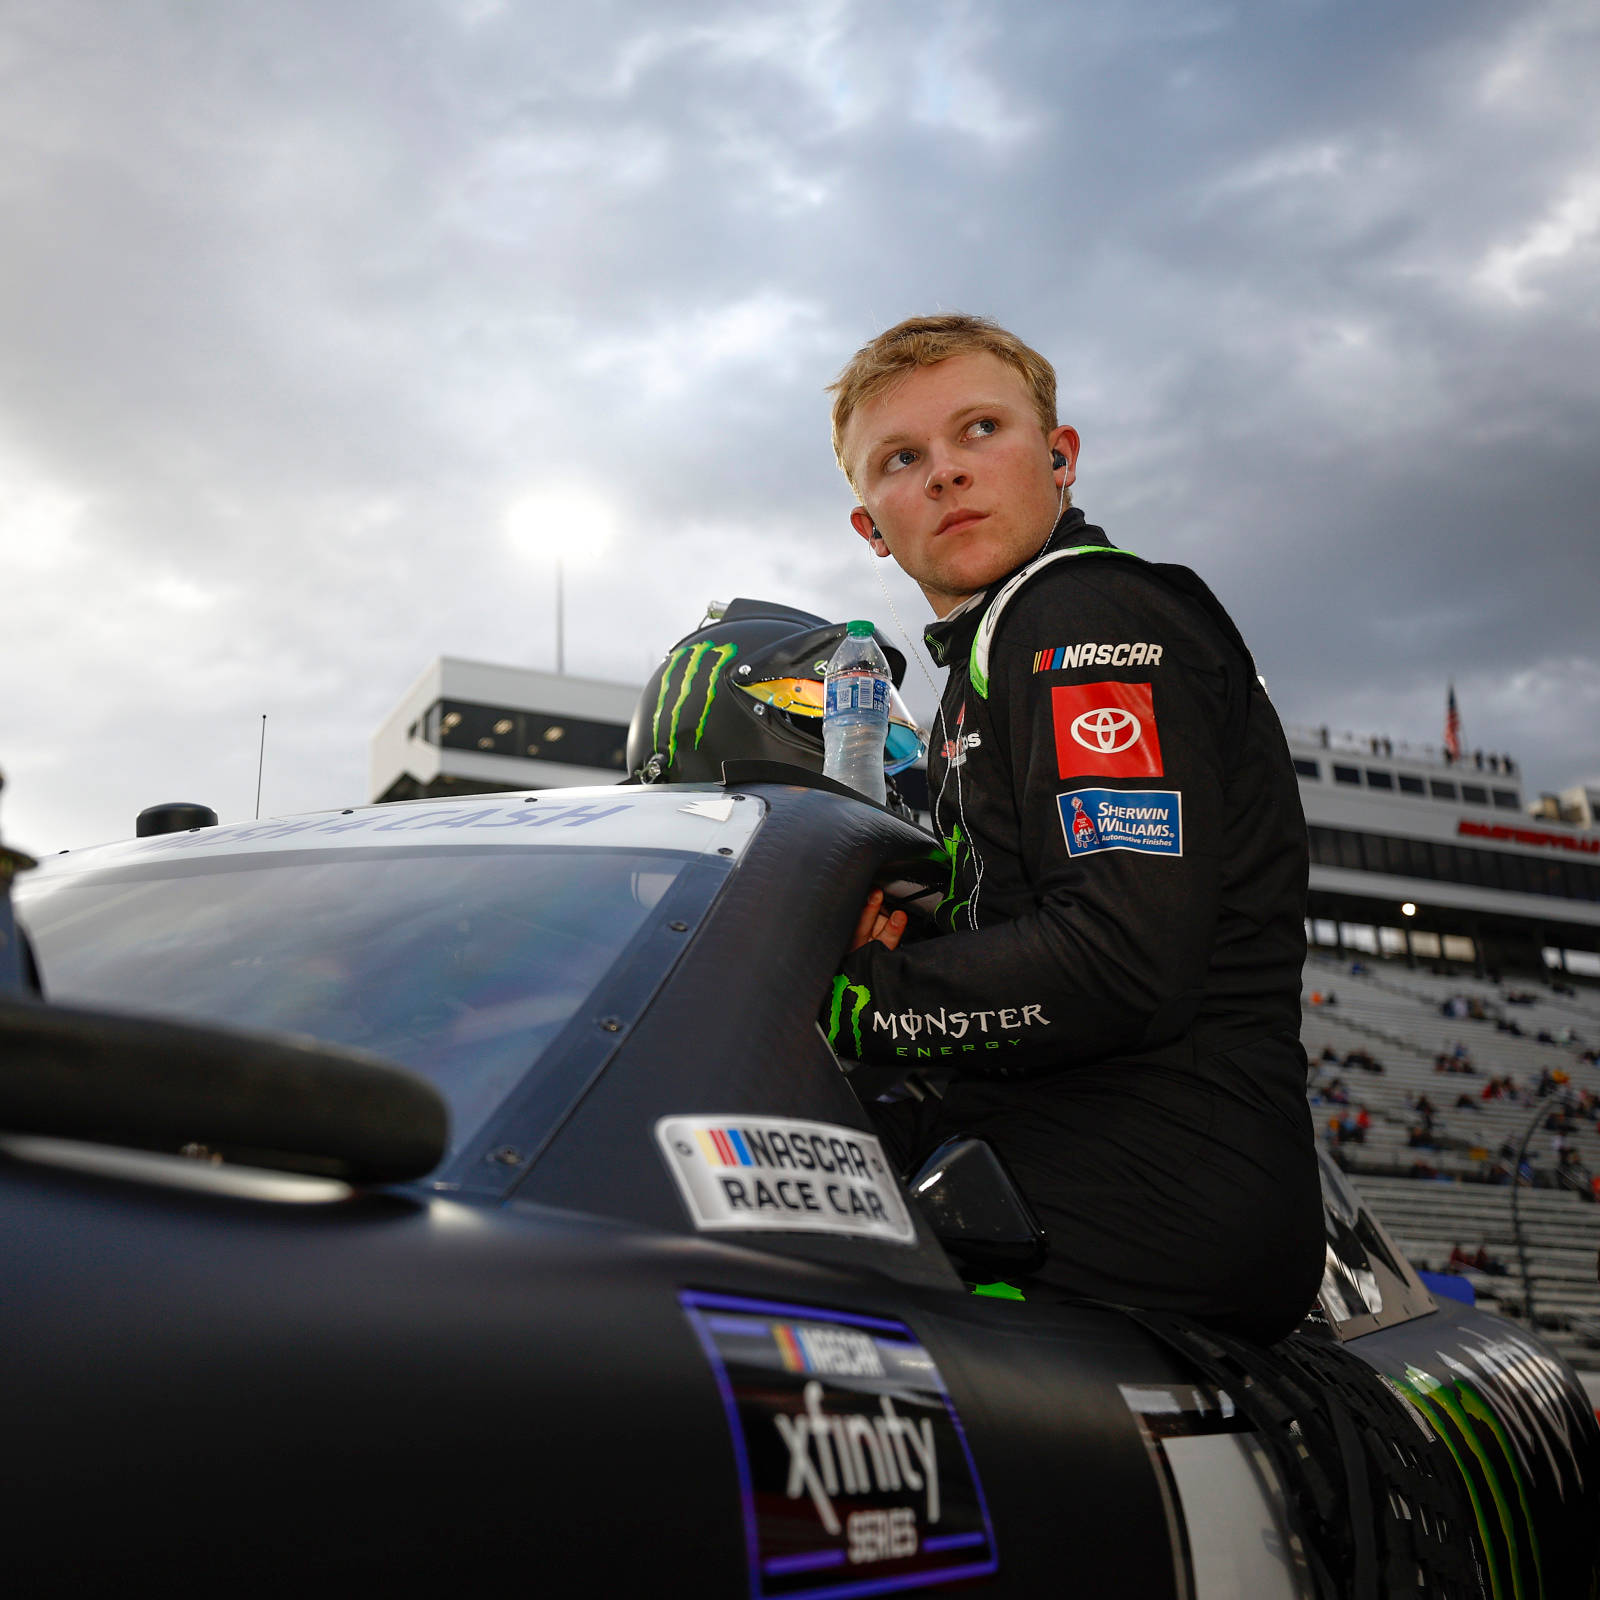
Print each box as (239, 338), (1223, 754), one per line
(681, 1292), (999, 1598)
(656, 1116), (915, 1244)
(1059, 789), (1183, 858)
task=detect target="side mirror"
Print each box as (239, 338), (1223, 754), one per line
(907, 1135), (1047, 1277)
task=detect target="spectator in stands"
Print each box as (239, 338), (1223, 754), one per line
(1320, 1045), (1339, 1064)
(1455, 1092), (1479, 1110)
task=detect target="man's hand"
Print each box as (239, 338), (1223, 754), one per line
(850, 888), (907, 953)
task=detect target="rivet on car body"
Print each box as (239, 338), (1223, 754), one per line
(669, 921), (689, 932)
(599, 1016), (624, 1032)
(718, 847), (734, 856)
(490, 1146), (523, 1166)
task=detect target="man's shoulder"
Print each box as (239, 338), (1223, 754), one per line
(993, 548), (1211, 643)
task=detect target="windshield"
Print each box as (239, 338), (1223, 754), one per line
(18, 845), (690, 1157)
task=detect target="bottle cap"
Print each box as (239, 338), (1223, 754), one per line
(846, 620), (874, 638)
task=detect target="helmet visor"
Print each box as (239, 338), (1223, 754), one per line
(741, 678), (927, 775)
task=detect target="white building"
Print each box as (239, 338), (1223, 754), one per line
(370, 657), (641, 804)
(1284, 723), (1600, 978)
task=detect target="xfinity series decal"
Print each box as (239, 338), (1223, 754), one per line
(680, 1292), (998, 1598)
(1059, 789), (1183, 858)
(1051, 681), (1163, 780)
(656, 1117), (915, 1244)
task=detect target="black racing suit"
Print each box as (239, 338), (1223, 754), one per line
(829, 509), (1324, 1341)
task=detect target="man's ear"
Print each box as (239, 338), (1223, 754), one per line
(850, 505), (888, 555)
(1049, 424), (1080, 492)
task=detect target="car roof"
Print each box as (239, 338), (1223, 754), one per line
(24, 785), (763, 883)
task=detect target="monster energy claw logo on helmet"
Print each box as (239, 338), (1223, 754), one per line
(626, 598), (925, 787)
(650, 641), (739, 766)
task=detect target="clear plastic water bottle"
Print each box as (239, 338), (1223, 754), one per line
(823, 621), (890, 805)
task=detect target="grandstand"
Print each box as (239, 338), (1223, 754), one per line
(1302, 952), (1600, 1373)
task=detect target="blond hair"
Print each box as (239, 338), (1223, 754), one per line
(828, 313), (1058, 488)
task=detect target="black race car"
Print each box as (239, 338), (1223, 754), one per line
(6, 777), (1598, 1596)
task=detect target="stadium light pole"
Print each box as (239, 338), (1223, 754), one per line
(505, 487), (617, 678)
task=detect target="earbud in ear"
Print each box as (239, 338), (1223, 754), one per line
(1051, 451), (1068, 470)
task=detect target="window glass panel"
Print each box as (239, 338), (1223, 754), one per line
(1333, 764), (1362, 786)
(1292, 757), (1320, 779)
(1429, 779), (1457, 800)
(1460, 784), (1488, 804)
(16, 847), (691, 1158)
(1442, 935), (1476, 963)
(1339, 923), (1379, 953)
(1492, 789), (1519, 810)
(1312, 919), (1340, 946)
(1308, 826), (1340, 868)
(434, 700), (628, 770)
(1378, 927), (1407, 954)
(1337, 830), (1364, 871)
(1411, 930), (1441, 957)
(1397, 774), (1425, 795)
(1365, 769), (1394, 790)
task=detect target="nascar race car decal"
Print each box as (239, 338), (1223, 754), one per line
(657, 1116), (915, 1244)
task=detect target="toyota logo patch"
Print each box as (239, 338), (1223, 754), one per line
(1051, 681), (1165, 779)
(1069, 706), (1141, 754)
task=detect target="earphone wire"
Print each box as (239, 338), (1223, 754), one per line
(869, 552), (984, 931)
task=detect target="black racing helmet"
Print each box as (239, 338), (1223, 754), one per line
(627, 598), (925, 784)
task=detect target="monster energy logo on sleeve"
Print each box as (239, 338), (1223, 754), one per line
(827, 974), (872, 1057)
(651, 641), (738, 764)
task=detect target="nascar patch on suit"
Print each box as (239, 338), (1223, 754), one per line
(1059, 789), (1183, 857)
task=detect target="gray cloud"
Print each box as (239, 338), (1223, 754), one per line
(4, 0), (1598, 853)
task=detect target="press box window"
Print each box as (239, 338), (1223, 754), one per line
(1460, 784), (1488, 805)
(1493, 790), (1519, 810)
(1292, 758), (1321, 780)
(1365, 769), (1394, 790)
(429, 700), (628, 770)
(1397, 774), (1425, 796)
(1333, 765), (1362, 786)
(1429, 779), (1457, 801)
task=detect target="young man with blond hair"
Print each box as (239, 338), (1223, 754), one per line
(826, 313), (1322, 1342)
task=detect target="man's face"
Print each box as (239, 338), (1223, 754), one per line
(842, 352), (1078, 616)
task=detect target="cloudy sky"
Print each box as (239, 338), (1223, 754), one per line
(4, 0), (1598, 853)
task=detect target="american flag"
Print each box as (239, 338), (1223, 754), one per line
(1444, 683), (1462, 760)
